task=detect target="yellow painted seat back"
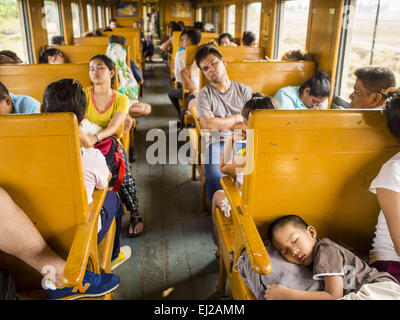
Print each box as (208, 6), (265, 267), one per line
(0, 113), (113, 298)
(199, 60), (316, 95)
(218, 109), (400, 299)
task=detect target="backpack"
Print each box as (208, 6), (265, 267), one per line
(94, 136), (125, 192)
(0, 269), (18, 300)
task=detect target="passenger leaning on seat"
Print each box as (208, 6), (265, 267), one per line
(195, 45), (252, 201)
(84, 55), (143, 238)
(106, 35), (151, 131)
(41, 79), (131, 271)
(0, 186), (120, 300)
(273, 70), (331, 110)
(38, 47), (65, 64)
(0, 81), (40, 115)
(369, 89), (400, 282)
(211, 93), (280, 258)
(265, 215), (400, 300)
(349, 66), (396, 109)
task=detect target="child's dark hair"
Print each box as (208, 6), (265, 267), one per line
(384, 88), (400, 141)
(241, 93), (280, 120)
(267, 215), (309, 241)
(195, 46), (223, 69)
(187, 29), (202, 45)
(242, 31), (257, 46)
(0, 81), (9, 98)
(38, 47), (65, 63)
(299, 70), (331, 98)
(108, 34), (127, 46)
(42, 79), (86, 124)
(218, 32), (235, 45)
(89, 54), (115, 88)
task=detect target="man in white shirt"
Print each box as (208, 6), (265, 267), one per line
(168, 29), (201, 120)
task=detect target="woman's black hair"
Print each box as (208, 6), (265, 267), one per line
(218, 33), (234, 45)
(89, 54), (115, 88)
(384, 88), (400, 141)
(38, 47), (65, 64)
(299, 70), (331, 98)
(42, 79), (86, 124)
(241, 93), (280, 120)
(195, 46), (223, 69)
(242, 31), (257, 46)
(186, 29), (202, 45)
(108, 34), (127, 46)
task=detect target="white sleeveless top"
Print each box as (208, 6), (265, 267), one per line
(369, 151), (400, 264)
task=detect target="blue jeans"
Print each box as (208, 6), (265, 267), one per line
(97, 191), (123, 261)
(204, 141), (246, 201)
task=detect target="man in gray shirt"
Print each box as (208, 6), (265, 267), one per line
(195, 46), (252, 202)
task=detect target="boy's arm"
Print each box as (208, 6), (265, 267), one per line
(264, 275), (344, 300)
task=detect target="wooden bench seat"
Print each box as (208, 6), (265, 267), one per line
(0, 113), (116, 299)
(217, 109), (400, 299)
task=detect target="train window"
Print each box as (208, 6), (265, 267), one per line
(212, 6), (220, 33)
(202, 6), (209, 23)
(337, 0), (400, 99)
(0, 0), (31, 63)
(196, 8), (202, 22)
(225, 4), (236, 37)
(275, 0), (310, 59)
(97, 6), (104, 28)
(86, 4), (95, 31)
(44, 1), (64, 44)
(105, 6), (111, 25)
(71, 2), (82, 38)
(244, 2), (262, 44)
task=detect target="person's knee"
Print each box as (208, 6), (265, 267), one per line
(129, 102), (151, 117)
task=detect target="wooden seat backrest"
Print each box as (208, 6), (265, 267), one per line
(0, 63), (118, 102)
(199, 61), (316, 96)
(0, 113), (89, 289)
(185, 45), (265, 67)
(74, 36), (139, 66)
(54, 44), (130, 66)
(243, 109), (400, 256)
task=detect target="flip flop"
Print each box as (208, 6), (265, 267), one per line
(128, 216), (143, 238)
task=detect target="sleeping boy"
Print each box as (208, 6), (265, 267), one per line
(265, 215), (400, 300)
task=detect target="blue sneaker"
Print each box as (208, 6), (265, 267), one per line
(44, 270), (120, 300)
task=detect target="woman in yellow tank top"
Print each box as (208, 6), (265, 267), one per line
(84, 54), (143, 238)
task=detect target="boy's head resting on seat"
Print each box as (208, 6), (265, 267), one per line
(299, 70), (331, 109)
(267, 215), (318, 267)
(42, 79), (86, 124)
(383, 88), (400, 141)
(241, 93), (280, 125)
(349, 66), (396, 109)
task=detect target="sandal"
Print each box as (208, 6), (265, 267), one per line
(128, 216), (143, 238)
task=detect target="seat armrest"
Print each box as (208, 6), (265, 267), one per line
(62, 188), (108, 287)
(220, 176), (272, 275)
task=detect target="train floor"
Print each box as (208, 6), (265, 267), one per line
(113, 60), (232, 300)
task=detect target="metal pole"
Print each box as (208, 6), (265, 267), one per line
(370, 0), (381, 65)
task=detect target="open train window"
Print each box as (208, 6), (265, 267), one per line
(105, 6), (111, 25)
(195, 7), (202, 22)
(86, 4), (95, 31)
(0, 0), (32, 63)
(71, 2), (82, 38)
(44, 0), (64, 45)
(225, 4), (236, 37)
(336, 0), (400, 101)
(244, 2), (262, 45)
(97, 6), (104, 29)
(275, 0), (310, 59)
